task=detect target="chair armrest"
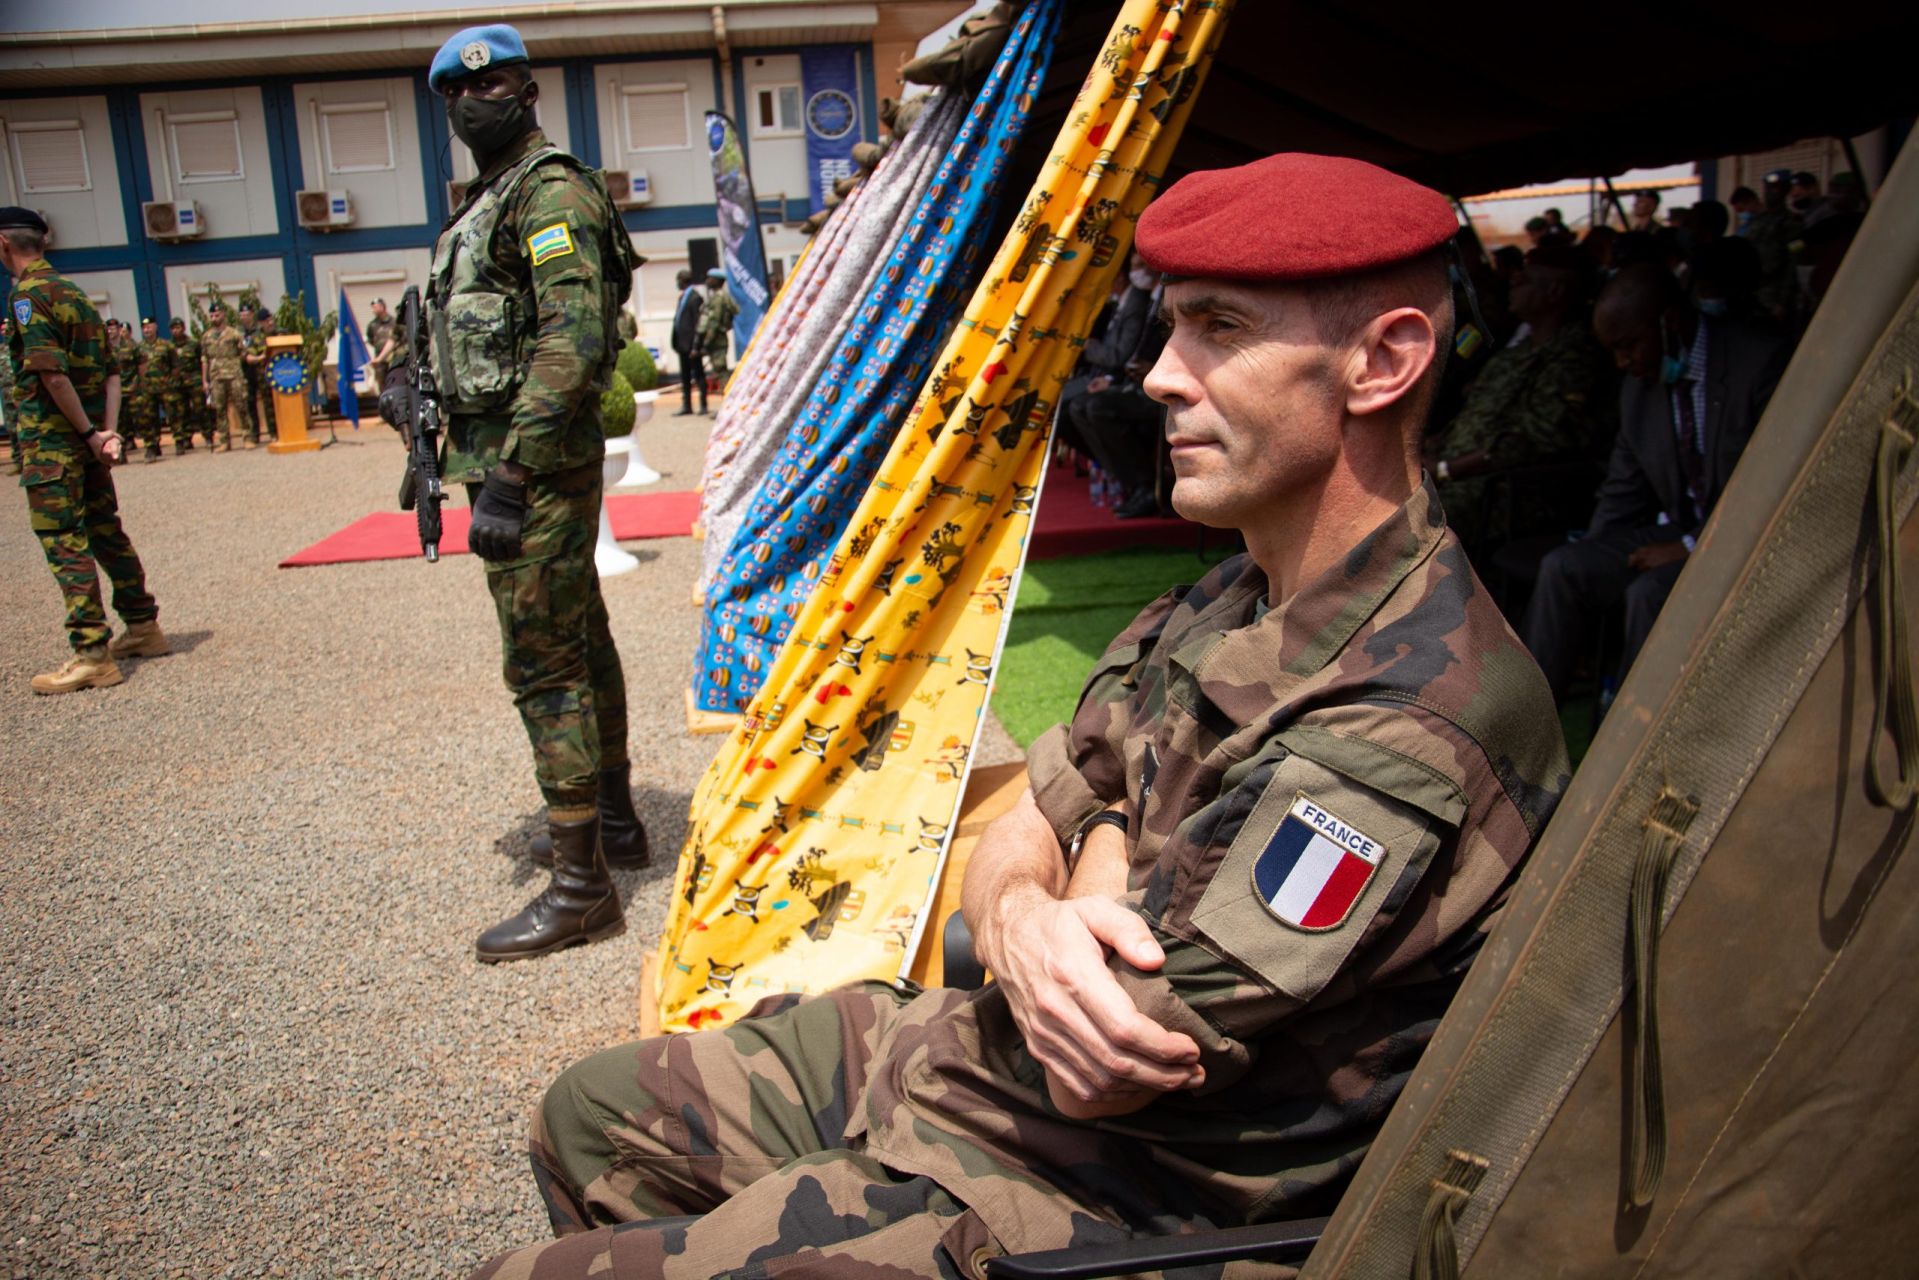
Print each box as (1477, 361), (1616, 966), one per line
(984, 1216), (1326, 1279)
(942, 909), (988, 990)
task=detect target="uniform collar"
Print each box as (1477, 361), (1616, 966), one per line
(1180, 480), (1449, 694)
(17, 257), (53, 280)
(473, 127), (551, 189)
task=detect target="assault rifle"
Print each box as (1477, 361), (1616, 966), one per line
(385, 285), (444, 562)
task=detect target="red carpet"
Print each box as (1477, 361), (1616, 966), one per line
(280, 490), (702, 567)
(1027, 460), (1206, 560)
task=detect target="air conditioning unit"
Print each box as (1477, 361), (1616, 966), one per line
(604, 169), (651, 208)
(142, 201), (205, 240)
(296, 189), (354, 230)
(446, 179), (470, 209)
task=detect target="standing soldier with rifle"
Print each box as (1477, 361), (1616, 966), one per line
(423, 23), (649, 962)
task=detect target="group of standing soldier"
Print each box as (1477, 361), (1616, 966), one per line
(51, 302), (286, 468)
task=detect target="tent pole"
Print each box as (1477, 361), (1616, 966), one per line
(1602, 176), (1628, 229)
(1840, 135), (1873, 206)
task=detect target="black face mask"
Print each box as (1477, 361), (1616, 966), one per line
(448, 89), (530, 158)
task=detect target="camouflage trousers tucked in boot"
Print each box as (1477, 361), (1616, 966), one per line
(474, 815), (622, 963)
(24, 454), (158, 654)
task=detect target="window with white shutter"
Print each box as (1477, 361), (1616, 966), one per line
(751, 85), (803, 138)
(11, 121), (92, 193)
(170, 113), (244, 183)
(322, 103), (394, 173)
(621, 85), (689, 153)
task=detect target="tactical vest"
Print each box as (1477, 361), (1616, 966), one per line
(426, 144), (634, 416)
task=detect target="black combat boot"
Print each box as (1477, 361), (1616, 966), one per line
(475, 815), (624, 963)
(528, 766), (651, 869)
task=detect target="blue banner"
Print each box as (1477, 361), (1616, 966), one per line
(692, 0), (1061, 715)
(337, 289), (369, 426)
(800, 46), (861, 214)
(705, 111), (771, 358)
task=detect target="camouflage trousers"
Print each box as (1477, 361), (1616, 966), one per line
(123, 392), (164, 451)
(22, 450), (157, 652)
(473, 461), (629, 815)
(206, 372), (252, 441)
(246, 367), (277, 439)
(169, 390), (211, 443)
(469, 983), (1003, 1280)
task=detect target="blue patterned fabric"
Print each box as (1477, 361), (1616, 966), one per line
(691, 0), (1060, 714)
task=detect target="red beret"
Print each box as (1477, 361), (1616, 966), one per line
(1136, 153), (1459, 282)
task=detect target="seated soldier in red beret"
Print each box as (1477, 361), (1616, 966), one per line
(468, 154), (1569, 1280)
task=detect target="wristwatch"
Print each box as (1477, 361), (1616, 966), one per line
(1066, 808), (1130, 872)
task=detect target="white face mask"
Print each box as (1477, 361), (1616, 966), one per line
(1128, 268), (1156, 292)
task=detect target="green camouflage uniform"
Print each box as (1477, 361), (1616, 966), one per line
(1435, 323), (1616, 557)
(475, 483), (1569, 1279)
(696, 286), (738, 381)
(1744, 208), (1804, 324)
(243, 326), (278, 439)
(126, 336), (175, 454)
(168, 331), (208, 444)
(201, 322), (250, 444)
(1, 323), (18, 467)
(9, 258), (158, 654)
(366, 312), (396, 390)
(431, 127), (635, 815)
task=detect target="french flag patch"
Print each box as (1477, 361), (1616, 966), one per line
(1252, 794), (1385, 931)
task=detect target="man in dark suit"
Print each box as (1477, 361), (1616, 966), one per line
(1522, 263), (1792, 701)
(670, 267), (706, 416)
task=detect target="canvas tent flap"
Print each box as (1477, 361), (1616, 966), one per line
(1300, 131), (1919, 1277)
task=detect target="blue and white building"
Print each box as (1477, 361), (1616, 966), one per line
(0, 0), (970, 360)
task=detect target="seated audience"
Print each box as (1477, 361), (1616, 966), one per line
(1521, 264), (1792, 702)
(1430, 243), (1616, 561)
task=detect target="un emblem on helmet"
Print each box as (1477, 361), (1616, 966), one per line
(460, 41), (491, 70)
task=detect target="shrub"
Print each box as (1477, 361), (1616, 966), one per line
(602, 371), (637, 437)
(617, 341), (659, 392)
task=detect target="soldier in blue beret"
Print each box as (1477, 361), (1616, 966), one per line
(420, 24), (653, 961)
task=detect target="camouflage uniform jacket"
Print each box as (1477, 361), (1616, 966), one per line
(201, 324), (245, 379)
(1439, 322), (1612, 468)
(8, 258), (120, 463)
(431, 127), (628, 484)
(850, 482), (1569, 1252)
(134, 336), (176, 396)
(697, 286), (739, 354)
(170, 334), (203, 397)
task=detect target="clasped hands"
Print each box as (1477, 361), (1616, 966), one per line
(975, 821), (1203, 1119)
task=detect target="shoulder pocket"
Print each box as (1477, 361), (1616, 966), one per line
(1188, 734), (1463, 1005)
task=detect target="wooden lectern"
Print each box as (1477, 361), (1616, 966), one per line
(263, 334), (322, 454)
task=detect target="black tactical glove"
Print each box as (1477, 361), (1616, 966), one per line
(468, 470), (528, 561)
(378, 382), (415, 430)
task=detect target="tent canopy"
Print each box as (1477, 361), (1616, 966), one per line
(1023, 1), (1919, 196)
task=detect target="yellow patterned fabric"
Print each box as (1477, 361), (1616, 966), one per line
(655, 0), (1232, 1032)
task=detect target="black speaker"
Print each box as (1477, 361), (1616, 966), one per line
(687, 237), (720, 280)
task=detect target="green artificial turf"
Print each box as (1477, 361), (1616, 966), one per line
(996, 546), (1599, 772)
(995, 547), (1222, 747)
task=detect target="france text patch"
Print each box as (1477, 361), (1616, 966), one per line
(528, 222), (575, 266)
(1250, 794), (1384, 931)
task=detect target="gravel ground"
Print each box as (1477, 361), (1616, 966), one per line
(0, 415), (1019, 1278)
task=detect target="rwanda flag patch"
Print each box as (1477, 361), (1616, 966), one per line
(527, 222), (576, 266)
(1250, 794), (1384, 932)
